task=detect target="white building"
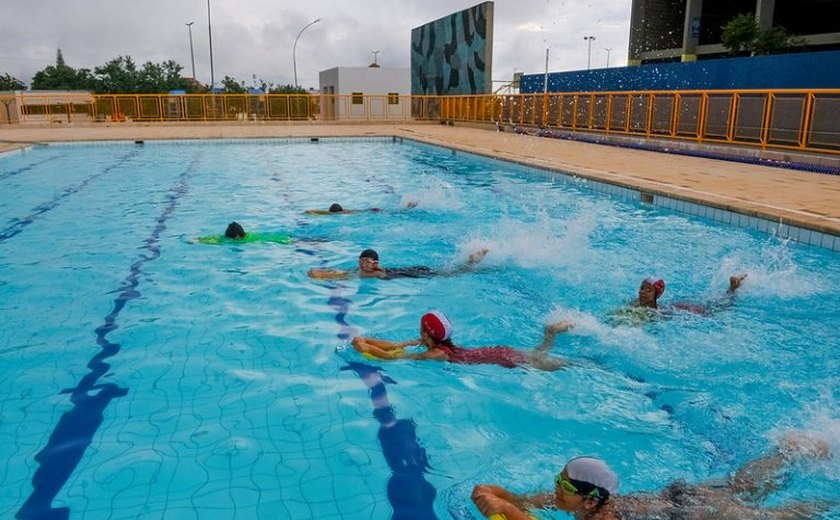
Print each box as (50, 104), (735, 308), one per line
(318, 66), (410, 121)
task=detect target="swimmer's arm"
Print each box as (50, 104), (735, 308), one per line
(356, 337), (420, 349)
(307, 268), (352, 280)
(352, 336), (407, 359)
(537, 321), (574, 351)
(472, 485), (551, 519)
(439, 248), (490, 276)
(404, 349), (447, 361)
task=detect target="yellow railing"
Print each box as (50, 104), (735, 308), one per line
(1, 90), (838, 155)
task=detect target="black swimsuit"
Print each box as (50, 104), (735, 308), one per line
(382, 266), (435, 279)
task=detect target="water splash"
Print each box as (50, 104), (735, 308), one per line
(718, 236), (824, 299)
(400, 177), (464, 210)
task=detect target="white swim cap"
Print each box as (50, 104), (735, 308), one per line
(565, 456), (619, 494)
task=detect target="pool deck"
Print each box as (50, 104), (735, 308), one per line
(2, 122), (840, 238)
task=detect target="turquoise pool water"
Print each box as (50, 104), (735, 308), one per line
(0, 139), (838, 519)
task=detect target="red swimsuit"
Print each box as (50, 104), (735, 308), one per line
(435, 343), (526, 369)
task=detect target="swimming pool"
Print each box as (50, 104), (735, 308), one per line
(1, 138), (838, 519)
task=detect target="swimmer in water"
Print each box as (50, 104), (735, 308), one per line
(608, 274), (747, 325)
(352, 311), (573, 371)
(308, 248), (489, 280)
(194, 221), (293, 245)
(472, 432), (834, 520)
(304, 203), (383, 215)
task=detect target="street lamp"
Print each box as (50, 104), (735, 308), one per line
(185, 22), (196, 80)
(584, 35), (596, 70)
(605, 47), (612, 68)
(206, 0), (215, 89)
(293, 18), (321, 88)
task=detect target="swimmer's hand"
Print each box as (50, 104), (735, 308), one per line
(728, 273), (747, 293)
(546, 321), (574, 333)
(352, 336), (408, 359)
(308, 268), (351, 280)
(468, 248), (490, 264)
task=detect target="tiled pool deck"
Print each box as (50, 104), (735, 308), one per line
(2, 122), (839, 251)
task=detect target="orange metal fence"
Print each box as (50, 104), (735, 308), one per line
(438, 89), (840, 155)
(2, 90), (838, 155)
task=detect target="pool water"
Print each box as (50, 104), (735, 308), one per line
(0, 139), (838, 520)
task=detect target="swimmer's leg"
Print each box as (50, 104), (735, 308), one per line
(523, 353), (568, 372)
(730, 433), (831, 502)
(756, 501), (837, 520)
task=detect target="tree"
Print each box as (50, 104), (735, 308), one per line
(221, 75), (247, 94)
(721, 14), (806, 55)
(30, 49), (95, 90)
(136, 60), (187, 93)
(0, 73), (26, 91)
(269, 84), (307, 94)
(93, 56), (139, 93)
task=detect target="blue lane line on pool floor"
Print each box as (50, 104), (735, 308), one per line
(0, 149), (138, 244)
(328, 287), (440, 520)
(16, 157), (196, 520)
(0, 152), (66, 181)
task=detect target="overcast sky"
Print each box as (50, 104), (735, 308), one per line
(0, 0), (632, 89)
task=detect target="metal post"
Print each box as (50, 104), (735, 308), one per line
(185, 22), (196, 80)
(206, 0), (214, 89)
(584, 36), (595, 70)
(543, 48), (549, 93)
(293, 18), (321, 88)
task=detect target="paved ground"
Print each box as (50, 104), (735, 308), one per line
(2, 121), (839, 236)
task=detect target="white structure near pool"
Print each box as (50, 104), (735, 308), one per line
(318, 66), (411, 121)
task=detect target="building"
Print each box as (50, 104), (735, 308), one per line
(318, 66), (410, 121)
(628, 0), (840, 64)
(0, 90), (95, 124)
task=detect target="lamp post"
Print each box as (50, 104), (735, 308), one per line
(605, 47), (612, 68)
(543, 47), (549, 93)
(185, 22), (196, 80)
(206, 0), (215, 90)
(584, 35), (595, 70)
(293, 18), (321, 88)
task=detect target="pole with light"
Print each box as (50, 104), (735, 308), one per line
(293, 18), (321, 88)
(543, 47), (549, 93)
(584, 35), (595, 70)
(605, 47), (612, 68)
(206, 0), (215, 89)
(185, 22), (196, 79)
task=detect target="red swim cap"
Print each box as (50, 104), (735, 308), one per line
(420, 311), (453, 341)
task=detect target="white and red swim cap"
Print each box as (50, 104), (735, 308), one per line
(642, 276), (666, 298)
(420, 311), (453, 342)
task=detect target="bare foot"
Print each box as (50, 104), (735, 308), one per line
(778, 432), (831, 460)
(729, 273), (748, 292)
(468, 248), (489, 263)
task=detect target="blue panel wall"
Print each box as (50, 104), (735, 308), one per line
(520, 50), (840, 93)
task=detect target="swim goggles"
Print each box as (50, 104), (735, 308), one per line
(554, 473), (602, 498)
